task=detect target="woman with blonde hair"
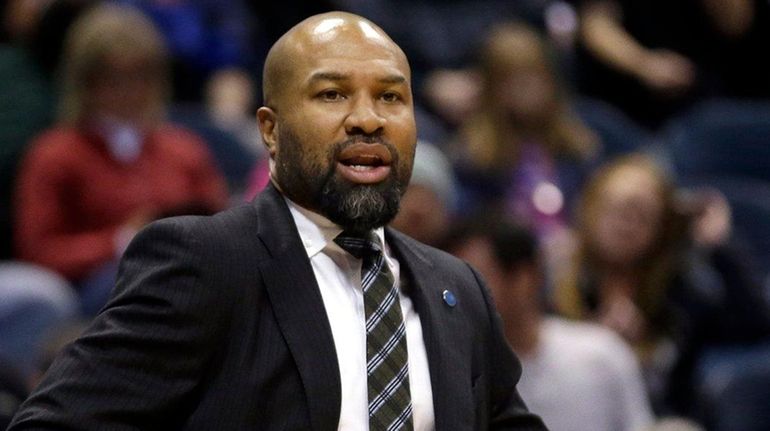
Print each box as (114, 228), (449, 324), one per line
(452, 21), (600, 274)
(555, 154), (684, 350)
(452, 22), (600, 272)
(14, 4), (228, 315)
(554, 153), (769, 418)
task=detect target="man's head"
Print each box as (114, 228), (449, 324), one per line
(257, 12), (416, 233)
(443, 215), (544, 322)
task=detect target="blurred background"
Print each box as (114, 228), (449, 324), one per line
(1, 1), (769, 430)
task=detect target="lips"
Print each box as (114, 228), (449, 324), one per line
(336, 142), (393, 184)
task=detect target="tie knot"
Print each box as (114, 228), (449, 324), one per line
(334, 230), (381, 259)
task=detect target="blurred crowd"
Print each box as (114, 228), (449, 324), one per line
(1, 0), (769, 430)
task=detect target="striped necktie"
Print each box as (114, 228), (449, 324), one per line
(335, 231), (414, 431)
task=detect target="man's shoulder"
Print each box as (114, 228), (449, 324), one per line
(136, 203), (268, 260)
(154, 203), (259, 236)
(387, 228), (476, 278)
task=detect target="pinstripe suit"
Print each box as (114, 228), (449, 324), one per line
(9, 184), (546, 430)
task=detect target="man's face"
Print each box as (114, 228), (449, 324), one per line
(261, 19), (417, 232)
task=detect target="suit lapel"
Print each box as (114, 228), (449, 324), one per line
(253, 184), (341, 431)
(387, 229), (465, 430)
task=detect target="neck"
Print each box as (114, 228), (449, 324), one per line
(596, 266), (641, 300)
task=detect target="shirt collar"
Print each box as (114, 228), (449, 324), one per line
(284, 197), (386, 258)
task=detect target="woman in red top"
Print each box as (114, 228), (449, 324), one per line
(14, 4), (228, 313)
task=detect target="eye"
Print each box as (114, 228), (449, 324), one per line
(317, 89), (345, 101)
(380, 91), (402, 103)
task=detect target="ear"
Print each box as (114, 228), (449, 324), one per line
(257, 107), (278, 158)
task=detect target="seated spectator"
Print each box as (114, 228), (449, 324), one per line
(443, 215), (654, 431)
(450, 21), (600, 276)
(390, 141), (456, 247)
(14, 4), (228, 315)
(553, 153), (770, 417)
(204, 67), (263, 159)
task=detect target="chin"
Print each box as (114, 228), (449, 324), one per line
(319, 181), (402, 232)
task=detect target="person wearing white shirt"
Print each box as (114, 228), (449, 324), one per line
(448, 217), (654, 431)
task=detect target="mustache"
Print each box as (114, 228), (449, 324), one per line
(331, 134), (398, 163)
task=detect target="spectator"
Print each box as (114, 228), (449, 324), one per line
(14, 3), (228, 315)
(390, 141), (457, 247)
(451, 21), (600, 277)
(444, 215), (654, 431)
(553, 153), (770, 417)
(204, 67), (263, 158)
(453, 21), (600, 219)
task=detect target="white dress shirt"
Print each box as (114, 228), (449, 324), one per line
(286, 199), (435, 431)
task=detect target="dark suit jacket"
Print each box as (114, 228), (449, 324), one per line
(9, 184), (546, 430)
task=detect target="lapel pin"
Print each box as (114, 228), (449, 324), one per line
(442, 289), (457, 307)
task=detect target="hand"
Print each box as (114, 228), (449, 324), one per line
(597, 294), (647, 344)
(691, 188), (732, 248)
(636, 49), (696, 95)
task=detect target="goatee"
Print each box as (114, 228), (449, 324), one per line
(275, 130), (408, 233)
(319, 172), (403, 234)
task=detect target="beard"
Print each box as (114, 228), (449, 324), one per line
(275, 128), (410, 233)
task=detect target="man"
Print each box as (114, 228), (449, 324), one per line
(445, 217), (653, 431)
(9, 12), (546, 430)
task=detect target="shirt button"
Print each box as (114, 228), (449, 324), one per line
(304, 239), (312, 248)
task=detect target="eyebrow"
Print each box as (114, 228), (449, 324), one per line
(379, 74), (407, 84)
(309, 71), (407, 85)
(310, 71), (348, 82)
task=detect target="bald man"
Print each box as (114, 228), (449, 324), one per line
(8, 13), (546, 431)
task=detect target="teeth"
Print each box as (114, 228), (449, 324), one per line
(350, 165), (374, 171)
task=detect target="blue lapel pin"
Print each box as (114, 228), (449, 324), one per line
(442, 289), (457, 307)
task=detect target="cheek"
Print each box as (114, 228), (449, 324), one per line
(400, 150), (416, 182)
(590, 217), (625, 254)
(280, 118), (334, 161)
(275, 131), (318, 181)
(591, 223), (614, 251)
(630, 223), (659, 253)
(388, 109), (417, 146)
(392, 124), (416, 179)
(591, 217), (657, 263)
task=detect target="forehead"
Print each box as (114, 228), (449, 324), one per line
(602, 167), (663, 205)
(293, 19), (410, 80)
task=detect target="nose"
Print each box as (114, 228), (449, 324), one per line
(344, 95), (385, 136)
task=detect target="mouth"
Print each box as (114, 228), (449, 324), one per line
(336, 142), (393, 184)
